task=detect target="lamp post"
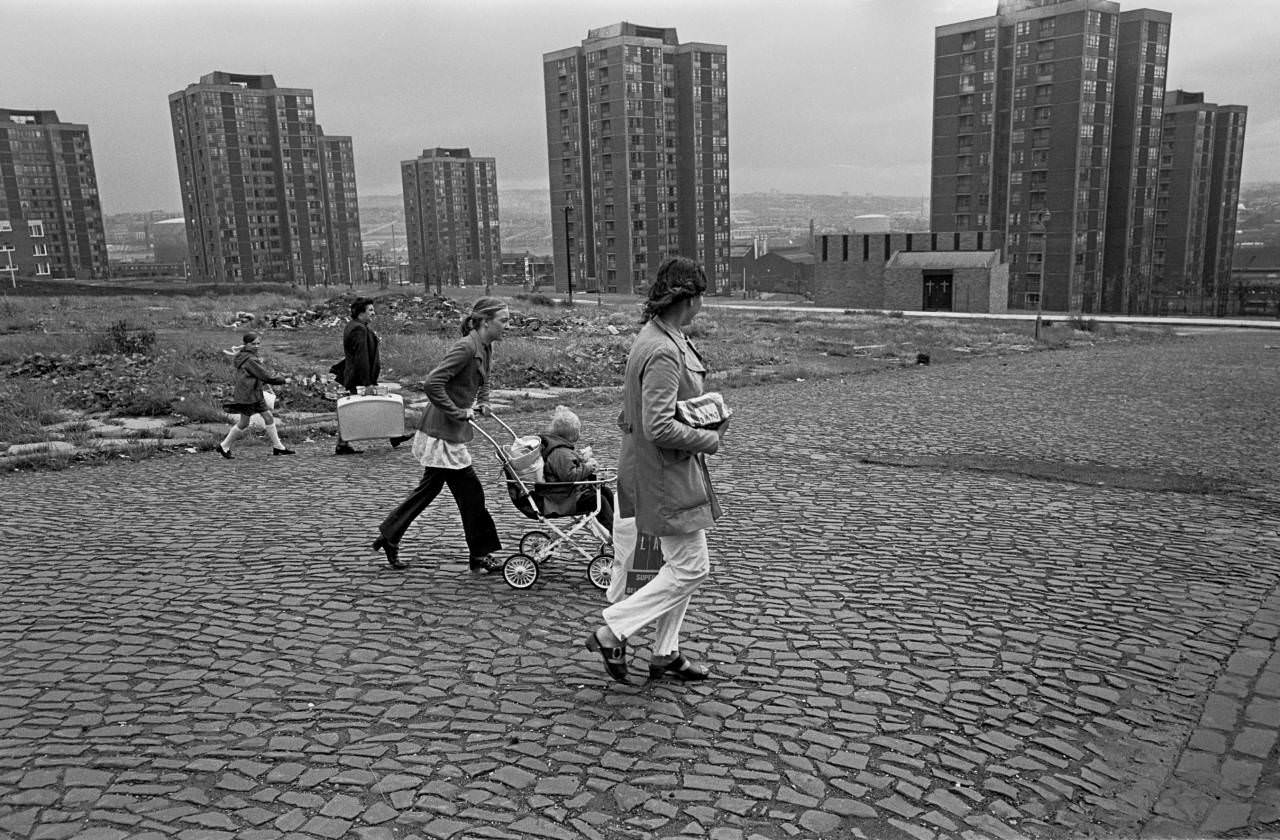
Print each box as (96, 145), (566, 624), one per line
(563, 205), (574, 305)
(1034, 209), (1050, 341)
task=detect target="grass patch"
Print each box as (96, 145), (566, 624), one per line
(0, 380), (69, 444)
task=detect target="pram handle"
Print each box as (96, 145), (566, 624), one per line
(470, 411), (520, 442)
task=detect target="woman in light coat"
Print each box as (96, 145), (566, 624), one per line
(585, 257), (728, 683)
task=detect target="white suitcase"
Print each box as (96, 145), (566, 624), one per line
(336, 393), (405, 441)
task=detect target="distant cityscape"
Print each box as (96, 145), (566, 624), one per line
(3, 0), (1276, 316)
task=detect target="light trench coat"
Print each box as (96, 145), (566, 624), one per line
(616, 316), (722, 536)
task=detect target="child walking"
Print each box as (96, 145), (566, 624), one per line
(216, 332), (295, 458)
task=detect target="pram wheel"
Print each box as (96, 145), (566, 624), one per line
(520, 530), (553, 561)
(503, 553), (540, 590)
(587, 551), (613, 591)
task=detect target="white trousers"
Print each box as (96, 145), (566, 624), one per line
(602, 513), (710, 657)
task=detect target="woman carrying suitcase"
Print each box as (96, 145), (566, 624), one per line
(372, 297), (510, 572)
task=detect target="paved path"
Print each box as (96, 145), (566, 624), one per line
(2, 330), (1279, 840)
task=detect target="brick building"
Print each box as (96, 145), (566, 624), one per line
(728, 242), (814, 297)
(0, 108), (108, 283)
(169, 72), (362, 286)
(402, 148), (501, 289)
(544, 22), (729, 294)
(1148, 90), (1247, 315)
(813, 231), (1008, 313)
(932, 0), (1171, 313)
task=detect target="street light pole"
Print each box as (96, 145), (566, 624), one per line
(563, 205), (574, 305)
(1034, 210), (1050, 341)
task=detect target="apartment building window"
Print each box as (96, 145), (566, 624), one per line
(1039, 18), (1055, 37)
(28, 221), (45, 237)
(33, 243), (48, 257)
(36, 262), (51, 276)
(959, 75), (975, 93)
(961, 32), (977, 50)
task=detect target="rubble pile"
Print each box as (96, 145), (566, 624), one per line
(504, 340), (631, 389)
(9, 352), (168, 413)
(218, 292), (606, 336)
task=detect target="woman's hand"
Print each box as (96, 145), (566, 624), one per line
(714, 417), (731, 440)
(459, 407), (475, 421)
(475, 403), (491, 417)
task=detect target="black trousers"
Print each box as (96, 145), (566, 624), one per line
(379, 465), (501, 559)
(576, 485), (615, 533)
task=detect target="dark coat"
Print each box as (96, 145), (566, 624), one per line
(539, 433), (595, 515)
(230, 348), (285, 406)
(616, 317), (721, 536)
(341, 319), (380, 391)
(416, 332), (491, 443)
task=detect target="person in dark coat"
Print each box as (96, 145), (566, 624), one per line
(372, 297), (509, 572)
(334, 297), (412, 455)
(216, 332), (295, 458)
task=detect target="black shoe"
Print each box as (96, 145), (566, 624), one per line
(390, 434), (414, 448)
(272, 447), (296, 456)
(585, 627), (629, 683)
(469, 555), (501, 575)
(215, 444), (233, 459)
(335, 443), (361, 455)
(648, 653), (710, 682)
(373, 535), (407, 569)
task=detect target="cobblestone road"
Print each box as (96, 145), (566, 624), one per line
(3, 329), (1279, 840)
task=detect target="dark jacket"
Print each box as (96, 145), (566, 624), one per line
(539, 433), (595, 515)
(231, 348), (285, 405)
(617, 317), (721, 536)
(342, 319), (380, 390)
(416, 332), (491, 443)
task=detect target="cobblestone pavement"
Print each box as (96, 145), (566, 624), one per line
(3, 329), (1279, 840)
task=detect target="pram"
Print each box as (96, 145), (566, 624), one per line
(470, 413), (615, 591)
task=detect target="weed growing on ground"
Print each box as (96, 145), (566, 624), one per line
(0, 380), (68, 444)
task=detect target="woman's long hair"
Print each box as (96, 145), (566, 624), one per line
(461, 297), (508, 336)
(641, 257), (708, 323)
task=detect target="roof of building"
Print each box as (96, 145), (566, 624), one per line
(886, 250), (1001, 269)
(767, 250), (815, 265)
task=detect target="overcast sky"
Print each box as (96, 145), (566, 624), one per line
(5, 0), (1276, 214)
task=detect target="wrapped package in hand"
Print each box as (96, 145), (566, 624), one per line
(676, 392), (733, 429)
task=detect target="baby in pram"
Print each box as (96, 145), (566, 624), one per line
(540, 405), (614, 535)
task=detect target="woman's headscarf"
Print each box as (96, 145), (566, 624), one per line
(461, 297), (508, 336)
